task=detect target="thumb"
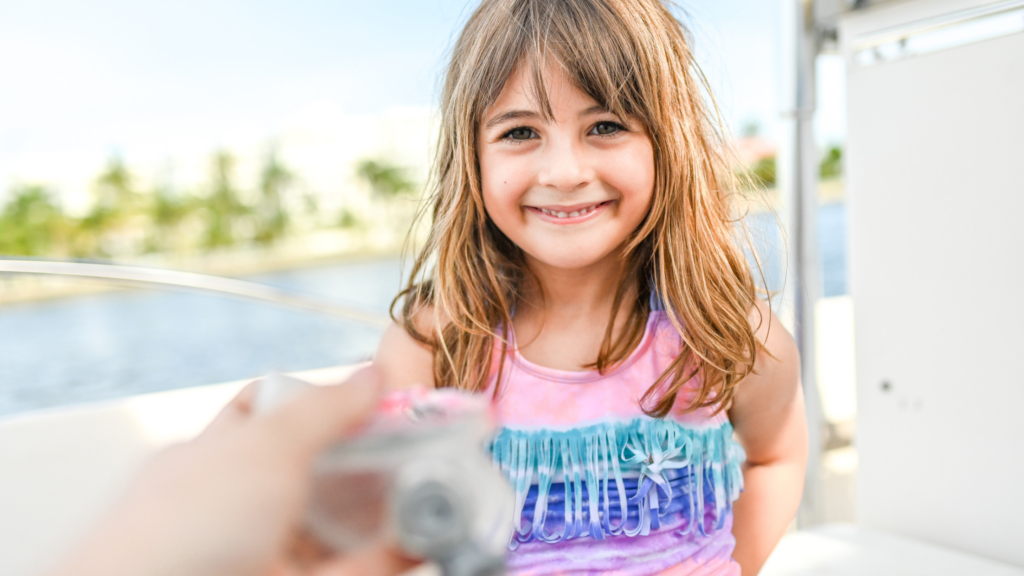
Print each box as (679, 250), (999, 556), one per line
(259, 366), (382, 460)
(311, 545), (421, 576)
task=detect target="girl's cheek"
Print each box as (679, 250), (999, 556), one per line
(485, 164), (525, 200)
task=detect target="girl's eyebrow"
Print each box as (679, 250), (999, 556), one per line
(579, 105), (611, 117)
(484, 109), (541, 129)
(484, 105), (616, 129)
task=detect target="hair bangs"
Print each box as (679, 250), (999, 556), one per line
(488, 0), (654, 129)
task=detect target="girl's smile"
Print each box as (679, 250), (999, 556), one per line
(478, 61), (655, 271)
(525, 199), (615, 224)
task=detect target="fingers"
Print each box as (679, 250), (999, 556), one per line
(203, 382), (259, 436)
(260, 366), (383, 460)
(310, 545), (422, 576)
(231, 381), (258, 415)
(286, 528), (334, 570)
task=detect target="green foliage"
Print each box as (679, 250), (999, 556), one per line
(94, 157), (136, 209)
(0, 150), (317, 259)
(820, 145), (842, 180)
(85, 157), (143, 231)
(337, 208), (359, 228)
(203, 151), (248, 249)
(0, 186), (68, 256)
(152, 187), (195, 228)
(253, 150), (293, 245)
(749, 156), (776, 188)
(145, 186), (199, 253)
(356, 159), (416, 198)
(73, 157), (163, 256)
(740, 143), (843, 190)
(740, 120), (761, 138)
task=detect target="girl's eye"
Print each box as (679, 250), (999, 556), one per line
(590, 121), (624, 136)
(503, 127), (536, 141)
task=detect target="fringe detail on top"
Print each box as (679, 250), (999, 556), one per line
(489, 419), (746, 549)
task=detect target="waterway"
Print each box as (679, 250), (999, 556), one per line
(0, 203), (846, 417)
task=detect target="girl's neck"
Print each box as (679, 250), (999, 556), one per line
(511, 251), (639, 371)
(520, 252), (630, 319)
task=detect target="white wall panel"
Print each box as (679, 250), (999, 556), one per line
(842, 0), (1024, 566)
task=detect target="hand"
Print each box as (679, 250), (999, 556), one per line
(47, 366), (421, 576)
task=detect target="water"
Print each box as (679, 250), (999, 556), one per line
(0, 258), (404, 416)
(0, 204), (847, 417)
(745, 202), (847, 298)
(819, 203), (847, 297)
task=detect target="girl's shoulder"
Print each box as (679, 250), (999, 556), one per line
(724, 299), (802, 460)
(373, 304), (439, 390)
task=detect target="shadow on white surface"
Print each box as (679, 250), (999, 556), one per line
(762, 524), (1024, 576)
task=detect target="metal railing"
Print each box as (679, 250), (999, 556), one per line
(0, 258), (390, 327)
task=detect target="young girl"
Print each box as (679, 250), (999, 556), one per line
(374, 0), (807, 574)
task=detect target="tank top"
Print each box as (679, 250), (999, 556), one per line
(485, 309), (746, 576)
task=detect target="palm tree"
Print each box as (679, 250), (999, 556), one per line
(355, 159), (416, 198)
(820, 145), (842, 180)
(0, 185), (68, 256)
(85, 156), (141, 229)
(253, 149), (293, 245)
(73, 157), (149, 256)
(203, 151), (248, 249)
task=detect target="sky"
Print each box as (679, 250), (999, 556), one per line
(0, 0), (846, 205)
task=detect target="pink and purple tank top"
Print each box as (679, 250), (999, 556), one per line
(485, 309), (746, 575)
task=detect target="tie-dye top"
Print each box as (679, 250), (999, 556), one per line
(486, 309), (746, 576)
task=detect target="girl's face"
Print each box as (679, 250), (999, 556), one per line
(478, 62), (655, 272)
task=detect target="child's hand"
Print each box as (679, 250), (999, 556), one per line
(47, 367), (421, 576)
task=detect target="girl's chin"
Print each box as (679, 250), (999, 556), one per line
(523, 249), (621, 271)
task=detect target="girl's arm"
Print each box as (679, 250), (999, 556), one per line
(373, 315), (436, 390)
(727, 300), (808, 575)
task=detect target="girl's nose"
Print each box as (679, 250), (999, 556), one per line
(536, 138), (594, 192)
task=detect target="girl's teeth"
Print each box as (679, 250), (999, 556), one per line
(538, 204), (599, 218)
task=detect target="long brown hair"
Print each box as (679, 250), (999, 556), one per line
(395, 0), (761, 417)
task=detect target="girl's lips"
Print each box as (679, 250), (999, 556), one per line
(526, 200), (613, 224)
